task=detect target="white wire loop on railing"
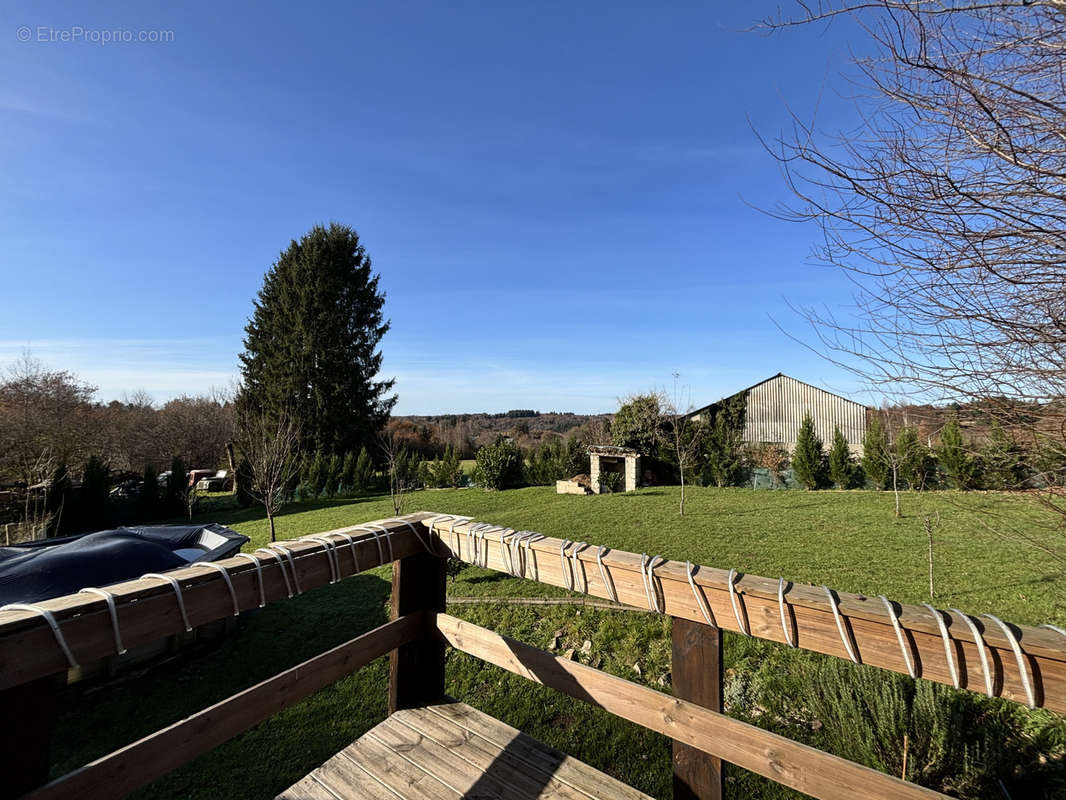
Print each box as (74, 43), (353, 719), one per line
(560, 540), (575, 591)
(922, 604), (959, 689)
(983, 614), (1036, 709)
(951, 608), (993, 697)
(499, 529), (517, 575)
(641, 554), (665, 613)
(727, 568), (749, 636)
(686, 561), (715, 627)
(200, 563), (240, 617)
(878, 595), (915, 679)
(235, 554), (266, 608)
(822, 585), (859, 664)
(777, 578), (796, 648)
(513, 531), (543, 579)
(267, 544), (303, 594)
(1041, 623), (1066, 640)
(357, 524), (393, 565)
(330, 533), (361, 575)
(386, 517), (433, 553)
(2, 603), (78, 668)
(142, 572), (193, 632)
(255, 548), (294, 598)
(598, 545), (619, 603)
(302, 536), (340, 583)
(570, 542), (588, 593)
(78, 587), (127, 655)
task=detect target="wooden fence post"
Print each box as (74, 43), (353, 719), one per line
(671, 616), (724, 800)
(1, 674), (58, 799)
(388, 550), (447, 714)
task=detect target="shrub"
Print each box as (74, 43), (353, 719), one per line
(472, 436), (524, 490)
(746, 443), (790, 487)
(827, 426), (857, 489)
(862, 415), (889, 488)
(353, 447), (375, 490)
(792, 413), (826, 489)
(598, 470), (623, 493)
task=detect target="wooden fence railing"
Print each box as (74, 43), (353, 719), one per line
(0, 510), (1063, 800)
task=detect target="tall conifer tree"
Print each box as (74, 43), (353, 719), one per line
(238, 223), (395, 456)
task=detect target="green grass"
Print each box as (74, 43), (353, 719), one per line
(48, 486), (1066, 798)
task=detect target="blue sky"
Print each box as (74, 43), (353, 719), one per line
(0, 2), (872, 413)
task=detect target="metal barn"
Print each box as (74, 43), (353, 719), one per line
(692, 373), (868, 454)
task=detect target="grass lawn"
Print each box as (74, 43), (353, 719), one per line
(48, 486), (1066, 799)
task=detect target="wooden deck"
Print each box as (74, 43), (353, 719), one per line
(276, 702), (652, 800)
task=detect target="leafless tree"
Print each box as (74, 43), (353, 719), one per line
(236, 409), (301, 542)
(379, 429), (410, 516)
(0, 352), (96, 485)
(762, 2), (1066, 510)
(659, 381), (703, 516)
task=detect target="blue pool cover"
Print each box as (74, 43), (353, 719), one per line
(0, 524), (249, 605)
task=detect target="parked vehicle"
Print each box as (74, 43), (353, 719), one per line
(195, 470), (231, 492)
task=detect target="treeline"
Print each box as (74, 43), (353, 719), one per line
(389, 412), (605, 459)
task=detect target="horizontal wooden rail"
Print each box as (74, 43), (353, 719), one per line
(23, 612), (428, 800)
(0, 513), (436, 690)
(436, 613), (948, 800)
(425, 514), (1066, 713)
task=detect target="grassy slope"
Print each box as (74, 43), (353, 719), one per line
(49, 486), (1066, 799)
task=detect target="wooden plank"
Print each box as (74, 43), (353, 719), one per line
(342, 732), (458, 799)
(23, 613), (427, 800)
(0, 514), (435, 691)
(413, 703), (652, 800)
(435, 613), (950, 800)
(671, 617), (722, 800)
(1, 675), (58, 799)
(370, 715), (515, 798)
(296, 747), (402, 800)
(388, 551), (447, 714)
(426, 515), (1066, 712)
(276, 775), (344, 800)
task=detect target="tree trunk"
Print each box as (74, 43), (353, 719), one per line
(225, 442), (238, 495)
(268, 510), (276, 542)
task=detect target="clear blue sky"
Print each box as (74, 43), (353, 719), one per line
(0, 1), (872, 413)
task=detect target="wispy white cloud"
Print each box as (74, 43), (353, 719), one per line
(0, 338), (240, 404)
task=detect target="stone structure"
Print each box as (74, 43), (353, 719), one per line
(588, 445), (641, 493)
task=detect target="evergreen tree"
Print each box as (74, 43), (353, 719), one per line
(983, 423), (1023, 490)
(340, 451), (357, 493)
(698, 391), (747, 488)
(896, 427), (934, 490)
(45, 464), (72, 537)
(303, 451), (328, 497)
(936, 419), (978, 489)
(792, 412), (825, 489)
(862, 415), (889, 489)
(612, 394), (662, 457)
(472, 436), (524, 490)
(238, 223), (396, 457)
(827, 426), (856, 489)
(353, 446), (374, 490)
(235, 456), (255, 507)
(324, 452), (342, 496)
(138, 465), (160, 522)
(81, 455), (112, 531)
(165, 456), (188, 515)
